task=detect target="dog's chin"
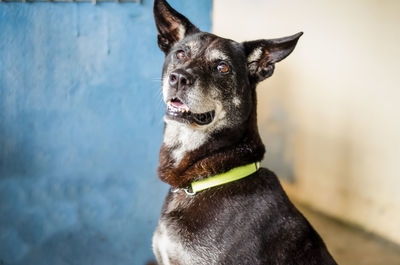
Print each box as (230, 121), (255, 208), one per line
(165, 98), (215, 126)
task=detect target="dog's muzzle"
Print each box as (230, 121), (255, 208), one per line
(165, 69), (215, 126)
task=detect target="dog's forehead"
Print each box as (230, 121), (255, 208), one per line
(184, 33), (243, 61)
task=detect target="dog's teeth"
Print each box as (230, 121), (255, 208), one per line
(167, 100), (191, 115)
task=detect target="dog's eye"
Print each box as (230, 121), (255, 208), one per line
(176, 50), (186, 61)
(217, 63), (230, 73)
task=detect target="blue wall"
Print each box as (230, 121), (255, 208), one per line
(0, 1), (211, 264)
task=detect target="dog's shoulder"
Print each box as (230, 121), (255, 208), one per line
(238, 167), (318, 240)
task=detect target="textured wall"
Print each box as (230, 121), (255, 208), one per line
(214, 0), (400, 245)
(0, 1), (211, 264)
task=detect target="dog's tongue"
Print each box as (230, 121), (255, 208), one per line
(170, 98), (189, 111)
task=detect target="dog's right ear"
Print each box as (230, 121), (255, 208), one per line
(154, 0), (200, 54)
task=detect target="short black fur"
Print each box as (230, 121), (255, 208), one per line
(152, 0), (337, 264)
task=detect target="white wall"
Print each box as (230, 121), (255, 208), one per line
(213, 0), (400, 245)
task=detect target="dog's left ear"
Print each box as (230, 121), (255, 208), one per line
(243, 32), (303, 83)
(154, 0), (200, 54)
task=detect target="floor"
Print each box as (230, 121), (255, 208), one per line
(295, 203), (400, 265)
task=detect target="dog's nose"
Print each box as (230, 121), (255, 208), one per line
(169, 71), (193, 90)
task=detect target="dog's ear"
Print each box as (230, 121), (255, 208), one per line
(154, 0), (200, 54)
(243, 32), (303, 83)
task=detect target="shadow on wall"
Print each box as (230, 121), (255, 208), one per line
(258, 67), (354, 211)
(0, 135), (37, 180)
(258, 69), (297, 183)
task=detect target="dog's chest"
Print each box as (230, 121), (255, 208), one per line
(153, 221), (197, 265)
(152, 192), (220, 265)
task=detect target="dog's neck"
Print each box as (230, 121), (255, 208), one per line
(158, 102), (265, 188)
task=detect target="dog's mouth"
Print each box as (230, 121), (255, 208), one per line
(166, 98), (215, 126)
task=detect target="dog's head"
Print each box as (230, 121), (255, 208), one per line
(154, 0), (303, 185)
(154, 0), (302, 134)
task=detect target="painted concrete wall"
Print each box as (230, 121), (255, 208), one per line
(0, 1), (211, 264)
(214, 0), (400, 245)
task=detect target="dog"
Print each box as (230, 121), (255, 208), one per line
(152, 0), (337, 264)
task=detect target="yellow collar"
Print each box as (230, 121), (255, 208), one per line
(172, 162), (261, 196)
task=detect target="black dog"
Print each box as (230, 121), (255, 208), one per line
(152, 0), (337, 264)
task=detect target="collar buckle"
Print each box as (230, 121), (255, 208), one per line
(171, 186), (196, 196)
(183, 187), (196, 196)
